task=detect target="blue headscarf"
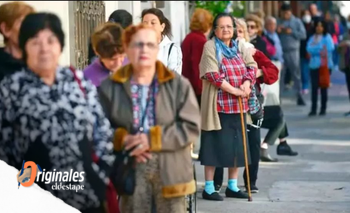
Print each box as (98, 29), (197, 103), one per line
(214, 36), (239, 65)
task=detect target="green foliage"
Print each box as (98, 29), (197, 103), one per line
(231, 1), (246, 18)
(195, 1), (246, 18)
(195, 1), (229, 17)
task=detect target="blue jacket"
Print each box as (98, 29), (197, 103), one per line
(306, 34), (335, 69)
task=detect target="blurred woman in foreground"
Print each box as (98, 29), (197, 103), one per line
(98, 23), (200, 212)
(0, 13), (115, 213)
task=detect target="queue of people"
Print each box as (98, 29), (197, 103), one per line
(0, 2), (199, 213)
(302, 3), (350, 116)
(0, 1), (349, 213)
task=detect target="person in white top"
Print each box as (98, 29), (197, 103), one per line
(141, 8), (183, 74)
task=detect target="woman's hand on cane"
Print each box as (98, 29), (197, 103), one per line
(231, 87), (246, 97)
(240, 80), (252, 97)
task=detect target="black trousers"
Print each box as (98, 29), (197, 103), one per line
(213, 125), (261, 187)
(260, 106), (289, 145)
(346, 71), (350, 103)
(310, 69), (328, 112)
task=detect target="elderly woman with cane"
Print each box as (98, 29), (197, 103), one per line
(199, 12), (257, 201)
(214, 18), (280, 194)
(98, 23), (201, 213)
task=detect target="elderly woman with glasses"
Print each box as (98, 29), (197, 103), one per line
(245, 14), (268, 57)
(98, 23), (200, 213)
(199, 12), (257, 201)
(214, 18), (280, 194)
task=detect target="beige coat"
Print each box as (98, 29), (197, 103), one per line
(199, 38), (257, 131)
(98, 61), (201, 198)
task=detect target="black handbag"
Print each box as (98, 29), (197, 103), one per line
(110, 78), (156, 196)
(110, 146), (136, 195)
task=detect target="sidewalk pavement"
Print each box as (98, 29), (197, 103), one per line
(194, 85), (350, 213)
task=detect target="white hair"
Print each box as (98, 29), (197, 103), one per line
(265, 16), (277, 25)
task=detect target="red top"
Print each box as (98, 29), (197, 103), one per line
(203, 55), (256, 114)
(181, 31), (207, 95)
(253, 50), (279, 91)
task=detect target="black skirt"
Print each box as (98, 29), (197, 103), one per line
(199, 113), (251, 168)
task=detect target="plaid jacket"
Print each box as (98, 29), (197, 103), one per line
(204, 55), (256, 114)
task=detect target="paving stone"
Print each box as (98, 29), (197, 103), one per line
(269, 181), (350, 202)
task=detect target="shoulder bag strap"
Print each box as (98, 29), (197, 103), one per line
(168, 43), (175, 61)
(69, 65), (86, 97)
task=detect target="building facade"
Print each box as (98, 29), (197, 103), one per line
(2, 1), (341, 69)
(0, 1), (187, 70)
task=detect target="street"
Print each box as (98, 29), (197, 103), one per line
(194, 71), (350, 213)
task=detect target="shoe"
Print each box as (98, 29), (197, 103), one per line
(344, 111), (350, 117)
(245, 185), (259, 193)
(202, 190), (223, 201)
(319, 110), (326, 116)
(277, 142), (298, 156)
(225, 188), (249, 199)
(308, 111), (316, 117)
(260, 148), (278, 162)
(297, 95), (306, 106)
(214, 184), (222, 192)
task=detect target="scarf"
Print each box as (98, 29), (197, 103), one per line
(215, 37), (261, 117)
(214, 37), (238, 65)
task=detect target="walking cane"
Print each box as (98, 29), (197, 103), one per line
(238, 96), (252, 202)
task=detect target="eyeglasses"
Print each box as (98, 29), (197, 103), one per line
(130, 42), (158, 50)
(247, 25), (256, 29)
(216, 25), (234, 31)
